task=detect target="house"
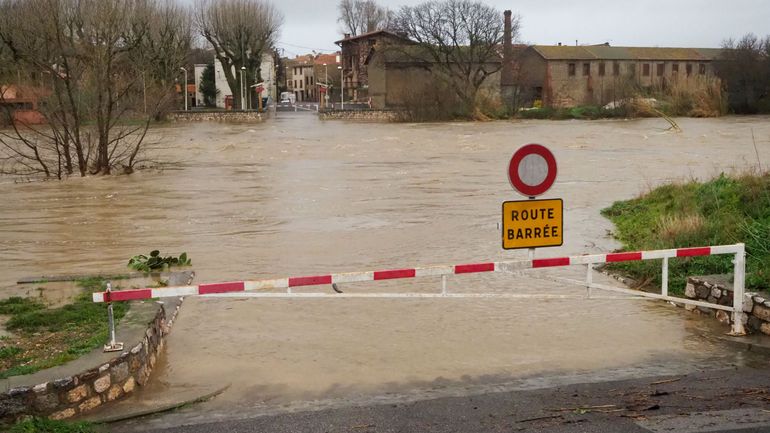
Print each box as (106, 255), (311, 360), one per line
(335, 30), (412, 102)
(517, 44), (724, 108)
(313, 53), (341, 106)
(285, 55), (315, 102)
(346, 11), (525, 110)
(364, 45), (506, 109)
(213, 51), (277, 109)
(0, 84), (47, 125)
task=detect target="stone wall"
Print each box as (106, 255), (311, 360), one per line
(684, 275), (770, 335)
(319, 109), (400, 122)
(0, 301), (180, 423)
(167, 110), (265, 122)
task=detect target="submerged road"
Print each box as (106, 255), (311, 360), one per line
(110, 365), (770, 432)
(3, 114), (769, 429)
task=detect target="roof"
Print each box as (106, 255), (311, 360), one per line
(368, 42), (522, 66)
(531, 45), (725, 61)
(334, 30), (410, 45)
(314, 53), (340, 65)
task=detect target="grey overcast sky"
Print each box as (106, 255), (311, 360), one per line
(270, 0), (770, 57)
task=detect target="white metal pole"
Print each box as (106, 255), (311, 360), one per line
(731, 243), (747, 335)
(661, 257), (669, 297)
(325, 63), (328, 109)
(103, 282), (123, 352)
(240, 68), (246, 110)
(341, 67), (344, 109)
(180, 67), (188, 111)
(585, 264), (593, 298)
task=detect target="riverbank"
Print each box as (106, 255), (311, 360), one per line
(601, 172), (770, 295)
(0, 279), (129, 380)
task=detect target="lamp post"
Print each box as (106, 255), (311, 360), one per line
(240, 66), (246, 110)
(323, 63), (328, 108)
(180, 67), (188, 111)
(337, 65), (344, 110)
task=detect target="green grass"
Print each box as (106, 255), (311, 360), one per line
(9, 417), (95, 433)
(601, 173), (770, 295)
(518, 105), (627, 120)
(0, 297), (45, 315)
(0, 278), (129, 379)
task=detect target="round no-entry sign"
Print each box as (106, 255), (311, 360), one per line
(508, 144), (557, 197)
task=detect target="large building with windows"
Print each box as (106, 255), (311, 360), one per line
(517, 44), (724, 108)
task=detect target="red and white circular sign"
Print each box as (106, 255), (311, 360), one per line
(508, 144), (557, 197)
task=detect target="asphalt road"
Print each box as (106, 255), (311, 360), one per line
(109, 365), (770, 433)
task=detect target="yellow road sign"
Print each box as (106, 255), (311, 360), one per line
(502, 199), (563, 250)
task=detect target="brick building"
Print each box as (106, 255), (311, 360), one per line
(517, 44), (724, 108)
(335, 30), (411, 102)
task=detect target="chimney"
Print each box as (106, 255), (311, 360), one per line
(344, 33), (351, 40)
(501, 10), (513, 86)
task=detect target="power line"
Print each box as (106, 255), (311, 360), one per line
(277, 41), (338, 53)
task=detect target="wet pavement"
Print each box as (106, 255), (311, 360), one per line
(1, 113), (769, 428)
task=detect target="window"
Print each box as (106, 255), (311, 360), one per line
(568, 63), (576, 76)
(294, 80), (297, 89)
(699, 63), (706, 75)
(613, 62), (620, 76)
(598, 62), (605, 76)
(656, 63), (665, 77)
(583, 63), (590, 76)
(672, 63), (679, 75)
(686, 63), (692, 76)
(642, 63), (650, 76)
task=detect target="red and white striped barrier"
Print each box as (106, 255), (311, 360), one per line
(93, 243), (747, 335)
(91, 245), (741, 293)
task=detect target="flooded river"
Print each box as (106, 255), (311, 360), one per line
(1, 114), (769, 426)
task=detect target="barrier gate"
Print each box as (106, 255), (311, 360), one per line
(95, 243), (748, 350)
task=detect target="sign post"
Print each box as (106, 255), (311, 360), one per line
(504, 144), (561, 257)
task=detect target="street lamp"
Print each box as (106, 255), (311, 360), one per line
(180, 67), (188, 111)
(240, 66), (246, 110)
(323, 63), (328, 108)
(337, 65), (344, 110)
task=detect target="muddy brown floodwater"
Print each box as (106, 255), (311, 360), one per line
(1, 114), (769, 428)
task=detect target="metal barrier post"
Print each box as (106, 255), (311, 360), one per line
(661, 257), (669, 297)
(585, 264), (593, 298)
(441, 275), (447, 296)
(730, 243), (747, 336)
(103, 282), (124, 352)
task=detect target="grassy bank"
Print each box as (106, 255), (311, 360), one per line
(0, 278), (128, 379)
(9, 417), (95, 433)
(518, 106), (626, 120)
(601, 173), (770, 295)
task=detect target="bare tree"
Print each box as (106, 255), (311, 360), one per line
(195, 0), (282, 110)
(0, 0), (191, 178)
(337, 0), (391, 36)
(391, 0), (517, 111)
(716, 33), (770, 114)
